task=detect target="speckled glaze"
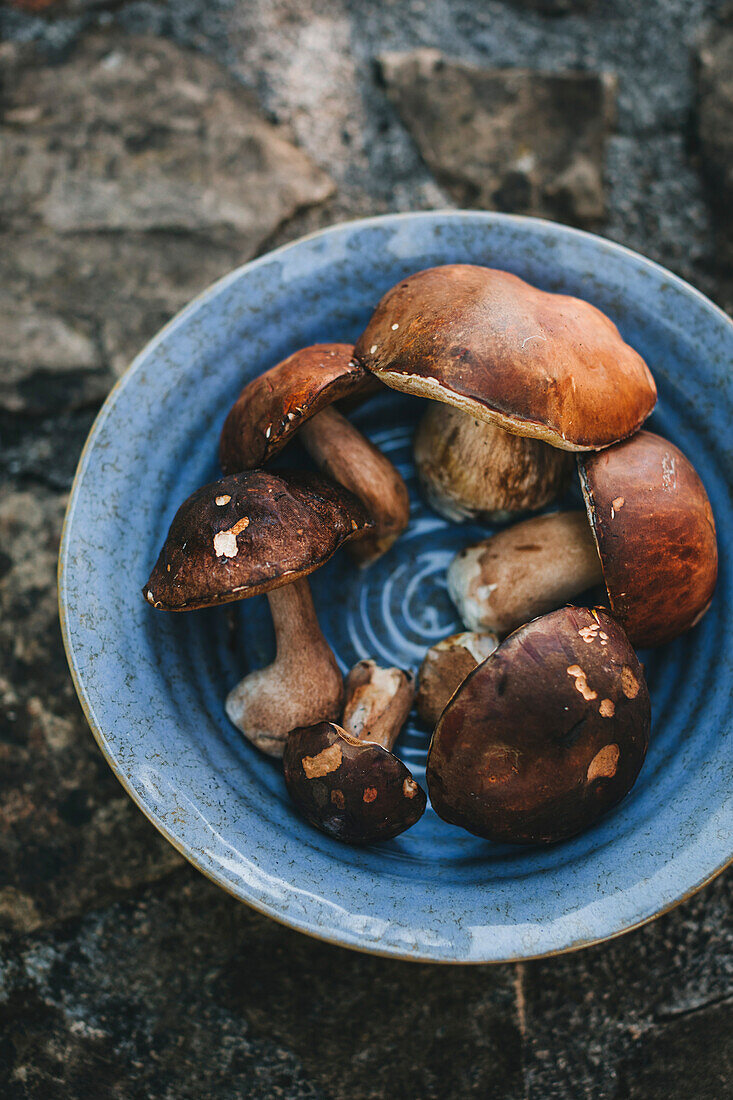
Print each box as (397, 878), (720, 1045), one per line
(59, 212), (732, 964)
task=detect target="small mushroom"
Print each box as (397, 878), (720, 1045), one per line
(426, 607), (650, 845)
(342, 659), (416, 744)
(283, 660), (424, 844)
(143, 468), (372, 756)
(416, 631), (499, 727)
(355, 265), (657, 521)
(448, 431), (718, 647)
(220, 344), (409, 563)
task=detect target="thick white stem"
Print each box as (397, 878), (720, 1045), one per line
(448, 511), (603, 636)
(225, 577), (343, 757)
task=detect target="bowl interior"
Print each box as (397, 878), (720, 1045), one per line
(60, 213), (732, 962)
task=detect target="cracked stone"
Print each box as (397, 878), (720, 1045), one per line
(0, 32), (334, 411)
(0, 872), (523, 1099)
(523, 869), (733, 1099)
(0, 485), (183, 937)
(380, 49), (615, 227)
(697, 9), (733, 268)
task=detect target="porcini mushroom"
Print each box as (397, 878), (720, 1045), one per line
(448, 431), (718, 647)
(283, 660), (424, 844)
(426, 606), (650, 845)
(342, 659), (416, 744)
(355, 265), (657, 522)
(143, 468), (372, 756)
(283, 721), (426, 844)
(220, 343), (409, 563)
(416, 631), (499, 727)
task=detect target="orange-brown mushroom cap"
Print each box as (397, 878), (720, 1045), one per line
(220, 343), (375, 474)
(354, 265), (657, 450)
(579, 431), (718, 647)
(144, 469), (372, 611)
(426, 606), (650, 845)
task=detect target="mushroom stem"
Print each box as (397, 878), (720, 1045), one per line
(416, 631), (499, 727)
(225, 577), (343, 757)
(448, 511), (603, 636)
(342, 660), (415, 749)
(298, 406), (410, 565)
(415, 405), (573, 524)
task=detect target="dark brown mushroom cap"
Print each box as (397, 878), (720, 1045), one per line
(426, 607), (650, 845)
(355, 265), (657, 450)
(283, 722), (427, 844)
(219, 343), (374, 474)
(579, 431), (718, 647)
(144, 469), (372, 611)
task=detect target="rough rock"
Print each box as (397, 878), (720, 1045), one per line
(0, 32), (333, 408)
(697, 9), (733, 266)
(523, 868), (733, 1099)
(0, 484), (183, 938)
(0, 867), (730, 1099)
(379, 49), (615, 227)
(511, 0), (594, 13)
(0, 872), (523, 1100)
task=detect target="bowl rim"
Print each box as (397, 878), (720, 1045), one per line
(58, 210), (733, 963)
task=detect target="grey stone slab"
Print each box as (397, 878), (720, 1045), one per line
(522, 868), (733, 1099)
(0, 32), (333, 412)
(379, 49), (615, 226)
(0, 872), (524, 1100)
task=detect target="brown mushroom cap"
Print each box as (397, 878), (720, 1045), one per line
(144, 469), (372, 611)
(219, 343), (374, 474)
(283, 722), (427, 844)
(579, 431), (718, 647)
(426, 606), (650, 845)
(355, 265), (657, 450)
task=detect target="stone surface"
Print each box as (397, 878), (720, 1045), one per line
(697, 7), (733, 267)
(0, 483), (184, 938)
(0, 3), (731, 1098)
(379, 50), (615, 227)
(511, 0), (594, 13)
(0, 32), (333, 408)
(0, 869), (730, 1099)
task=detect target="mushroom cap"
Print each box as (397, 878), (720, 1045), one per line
(283, 722), (427, 844)
(579, 431), (718, 647)
(219, 343), (374, 474)
(144, 469), (372, 611)
(426, 606), (650, 845)
(355, 265), (657, 450)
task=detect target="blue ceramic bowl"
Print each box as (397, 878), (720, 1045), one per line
(59, 212), (732, 963)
